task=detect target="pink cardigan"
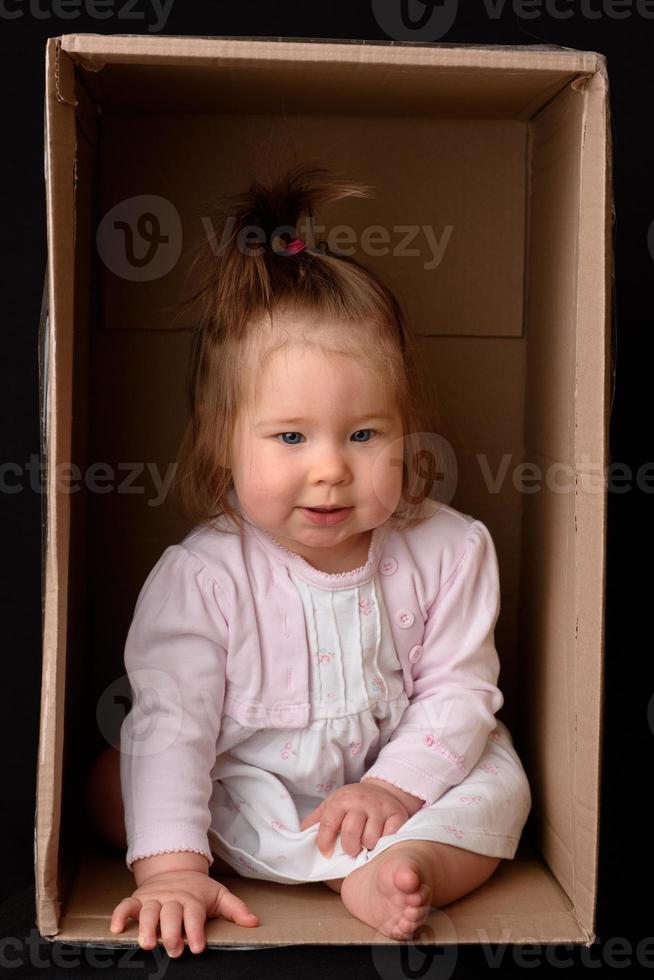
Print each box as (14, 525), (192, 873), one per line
(120, 499), (505, 870)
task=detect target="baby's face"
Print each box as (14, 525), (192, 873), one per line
(229, 330), (404, 572)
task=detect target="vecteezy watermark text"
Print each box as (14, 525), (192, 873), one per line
(372, 0), (654, 42)
(0, 0), (174, 31)
(202, 215), (454, 272)
(0, 927), (171, 975)
(1, 456), (176, 508)
(371, 929), (654, 978)
(95, 195), (454, 281)
(2, 451), (651, 506)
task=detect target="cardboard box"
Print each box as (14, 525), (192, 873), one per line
(37, 34), (612, 948)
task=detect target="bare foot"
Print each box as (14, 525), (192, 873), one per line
(339, 842), (436, 941)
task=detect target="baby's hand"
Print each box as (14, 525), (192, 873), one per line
(299, 782), (411, 858)
(110, 869), (259, 957)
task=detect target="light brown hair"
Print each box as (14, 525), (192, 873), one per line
(171, 162), (445, 534)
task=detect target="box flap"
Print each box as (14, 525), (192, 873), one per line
(57, 34), (601, 119)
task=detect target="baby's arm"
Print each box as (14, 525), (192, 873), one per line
(120, 545), (228, 872)
(361, 519), (504, 807)
(111, 546), (260, 953)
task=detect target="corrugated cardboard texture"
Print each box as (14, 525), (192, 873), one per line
(96, 114), (527, 339)
(56, 839), (586, 947)
(37, 35), (610, 949)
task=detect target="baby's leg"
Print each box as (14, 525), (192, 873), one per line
(323, 839), (500, 941)
(85, 746), (235, 875)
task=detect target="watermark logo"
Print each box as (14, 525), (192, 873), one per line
(370, 909), (459, 978)
(106, 668), (184, 758)
(102, 671), (229, 758)
(369, 930), (654, 973)
(372, 0), (459, 41)
(94, 199), (454, 282)
(371, 431), (458, 512)
(96, 195), (182, 282)
(372, 0), (654, 42)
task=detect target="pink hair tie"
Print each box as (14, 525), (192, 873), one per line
(284, 238), (306, 255)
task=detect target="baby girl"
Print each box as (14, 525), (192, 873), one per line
(85, 162), (531, 954)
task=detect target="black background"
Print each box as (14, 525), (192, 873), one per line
(0, 1), (650, 976)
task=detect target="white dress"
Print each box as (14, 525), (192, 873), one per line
(206, 567), (531, 884)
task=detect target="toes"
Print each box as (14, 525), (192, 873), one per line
(401, 903), (428, 922)
(389, 920), (418, 941)
(402, 883), (430, 907)
(393, 863), (422, 891)
(394, 907), (430, 938)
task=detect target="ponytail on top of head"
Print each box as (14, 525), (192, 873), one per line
(170, 161), (444, 534)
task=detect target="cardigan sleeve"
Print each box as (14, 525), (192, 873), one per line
(119, 545), (228, 872)
(360, 519), (504, 807)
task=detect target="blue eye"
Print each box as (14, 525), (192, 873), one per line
(275, 429), (377, 446)
(278, 432), (304, 445)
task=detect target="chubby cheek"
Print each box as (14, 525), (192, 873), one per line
(241, 446), (299, 503)
(367, 442), (404, 517)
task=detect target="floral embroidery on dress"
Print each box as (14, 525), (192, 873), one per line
(442, 824), (464, 840)
(359, 597), (374, 616)
(280, 741), (299, 760)
(316, 780), (336, 794)
(424, 734), (467, 772)
(236, 855), (259, 873)
(318, 647), (334, 663)
(480, 762), (499, 774)
(459, 795), (482, 805)
(349, 740), (362, 756)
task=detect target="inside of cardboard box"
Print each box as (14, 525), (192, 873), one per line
(51, 46), (599, 945)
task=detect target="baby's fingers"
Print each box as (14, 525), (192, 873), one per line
(110, 897), (141, 935)
(182, 901), (208, 954)
(383, 812), (409, 837)
(315, 811), (343, 858)
(300, 801), (324, 831)
(137, 899), (164, 951)
(110, 896), (166, 953)
(159, 900), (184, 957)
(214, 885), (260, 928)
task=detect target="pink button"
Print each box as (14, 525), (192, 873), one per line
(380, 557), (398, 575)
(408, 645), (423, 663)
(396, 609), (415, 628)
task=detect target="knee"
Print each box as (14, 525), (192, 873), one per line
(84, 745), (127, 851)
